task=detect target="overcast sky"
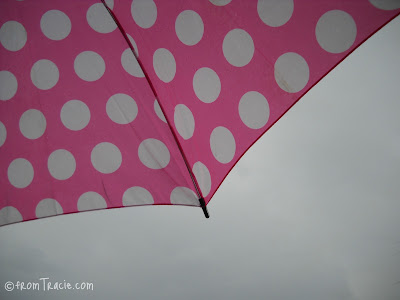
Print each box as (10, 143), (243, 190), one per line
(1, 14), (399, 300)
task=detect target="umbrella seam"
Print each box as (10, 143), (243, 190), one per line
(100, 0), (205, 207)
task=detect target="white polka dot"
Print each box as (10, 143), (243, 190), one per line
(121, 48), (144, 77)
(127, 34), (139, 56)
(35, 198), (63, 218)
(0, 121), (6, 147)
(87, 3), (117, 33)
(40, 10), (71, 40)
(77, 192), (107, 211)
(48, 149), (76, 180)
(74, 51), (105, 82)
(19, 109), (46, 140)
(153, 48), (176, 83)
(0, 71), (17, 101)
(154, 99), (167, 123)
(31, 59), (59, 90)
(210, 126), (236, 164)
(0, 21), (27, 51)
(175, 10), (204, 46)
(106, 93), (138, 124)
(174, 104), (195, 140)
(193, 67), (221, 103)
(223, 29), (254, 67)
(123, 186), (154, 206)
(91, 142), (122, 174)
(0, 206), (23, 226)
(257, 0), (294, 27)
(105, 0), (114, 9)
(138, 138), (170, 169)
(239, 91), (270, 129)
(274, 52), (309, 93)
(8, 158), (34, 188)
(193, 162), (211, 197)
(170, 187), (199, 206)
(61, 100), (91, 131)
(369, 0), (400, 10)
(316, 10), (357, 54)
(209, 0), (232, 6)
(131, 0), (157, 29)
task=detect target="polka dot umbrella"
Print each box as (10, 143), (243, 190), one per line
(0, 0), (399, 226)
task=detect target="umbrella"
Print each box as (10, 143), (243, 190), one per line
(0, 0), (399, 226)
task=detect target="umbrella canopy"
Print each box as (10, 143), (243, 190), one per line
(0, 0), (399, 226)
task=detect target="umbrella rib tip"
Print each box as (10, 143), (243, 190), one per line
(199, 197), (209, 219)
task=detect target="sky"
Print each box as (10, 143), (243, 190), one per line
(0, 14), (399, 300)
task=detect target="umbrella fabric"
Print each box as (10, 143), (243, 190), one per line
(0, 0), (399, 226)
(0, 0), (200, 226)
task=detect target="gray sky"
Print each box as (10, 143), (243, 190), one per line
(1, 15), (399, 300)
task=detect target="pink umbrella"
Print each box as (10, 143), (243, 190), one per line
(0, 0), (399, 226)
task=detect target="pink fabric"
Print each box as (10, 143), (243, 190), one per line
(0, 0), (399, 225)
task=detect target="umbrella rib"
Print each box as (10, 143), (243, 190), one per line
(100, 0), (209, 218)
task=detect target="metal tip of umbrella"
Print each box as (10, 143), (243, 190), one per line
(199, 197), (209, 219)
